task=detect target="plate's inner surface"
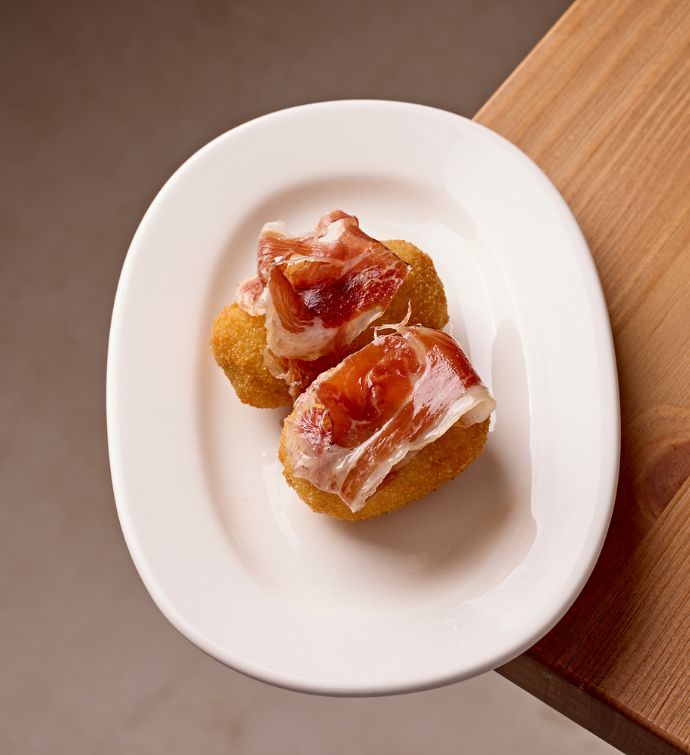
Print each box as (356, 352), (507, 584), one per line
(200, 176), (536, 617)
(112, 103), (616, 691)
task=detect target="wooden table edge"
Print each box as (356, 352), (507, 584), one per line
(495, 656), (686, 755)
(473, 0), (690, 753)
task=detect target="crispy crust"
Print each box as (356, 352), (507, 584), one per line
(376, 240), (449, 332)
(279, 418), (490, 521)
(209, 240), (449, 408)
(210, 305), (292, 408)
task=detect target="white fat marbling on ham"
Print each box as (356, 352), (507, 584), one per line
(236, 210), (410, 396)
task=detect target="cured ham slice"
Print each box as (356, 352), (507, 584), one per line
(236, 211), (410, 394)
(282, 325), (496, 513)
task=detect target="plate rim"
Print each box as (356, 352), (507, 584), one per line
(107, 99), (620, 696)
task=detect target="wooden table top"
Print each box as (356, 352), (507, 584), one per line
(475, 0), (690, 752)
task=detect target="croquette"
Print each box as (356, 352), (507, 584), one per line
(279, 418), (490, 521)
(210, 240), (449, 408)
(209, 305), (292, 408)
(369, 240), (449, 337)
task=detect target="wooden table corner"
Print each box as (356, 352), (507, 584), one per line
(474, 0), (690, 752)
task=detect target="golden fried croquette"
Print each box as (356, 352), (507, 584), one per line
(377, 240), (449, 332)
(210, 304), (291, 408)
(279, 418), (490, 521)
(210, 240), (448, 408)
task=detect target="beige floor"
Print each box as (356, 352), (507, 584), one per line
(1, 1), (619, 752)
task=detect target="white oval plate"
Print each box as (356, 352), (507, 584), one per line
(107, 101), (619, 695)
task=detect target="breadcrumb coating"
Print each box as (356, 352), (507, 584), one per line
(209, 305), (292, 408)
(376, 240), (449, 331)
(209, 240), (449, 408)
(279, 418), (490, 521)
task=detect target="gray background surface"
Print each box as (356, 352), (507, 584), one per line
(1, 2), (619, 753)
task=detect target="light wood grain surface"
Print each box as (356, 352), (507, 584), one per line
(475, 0), (690, 752)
